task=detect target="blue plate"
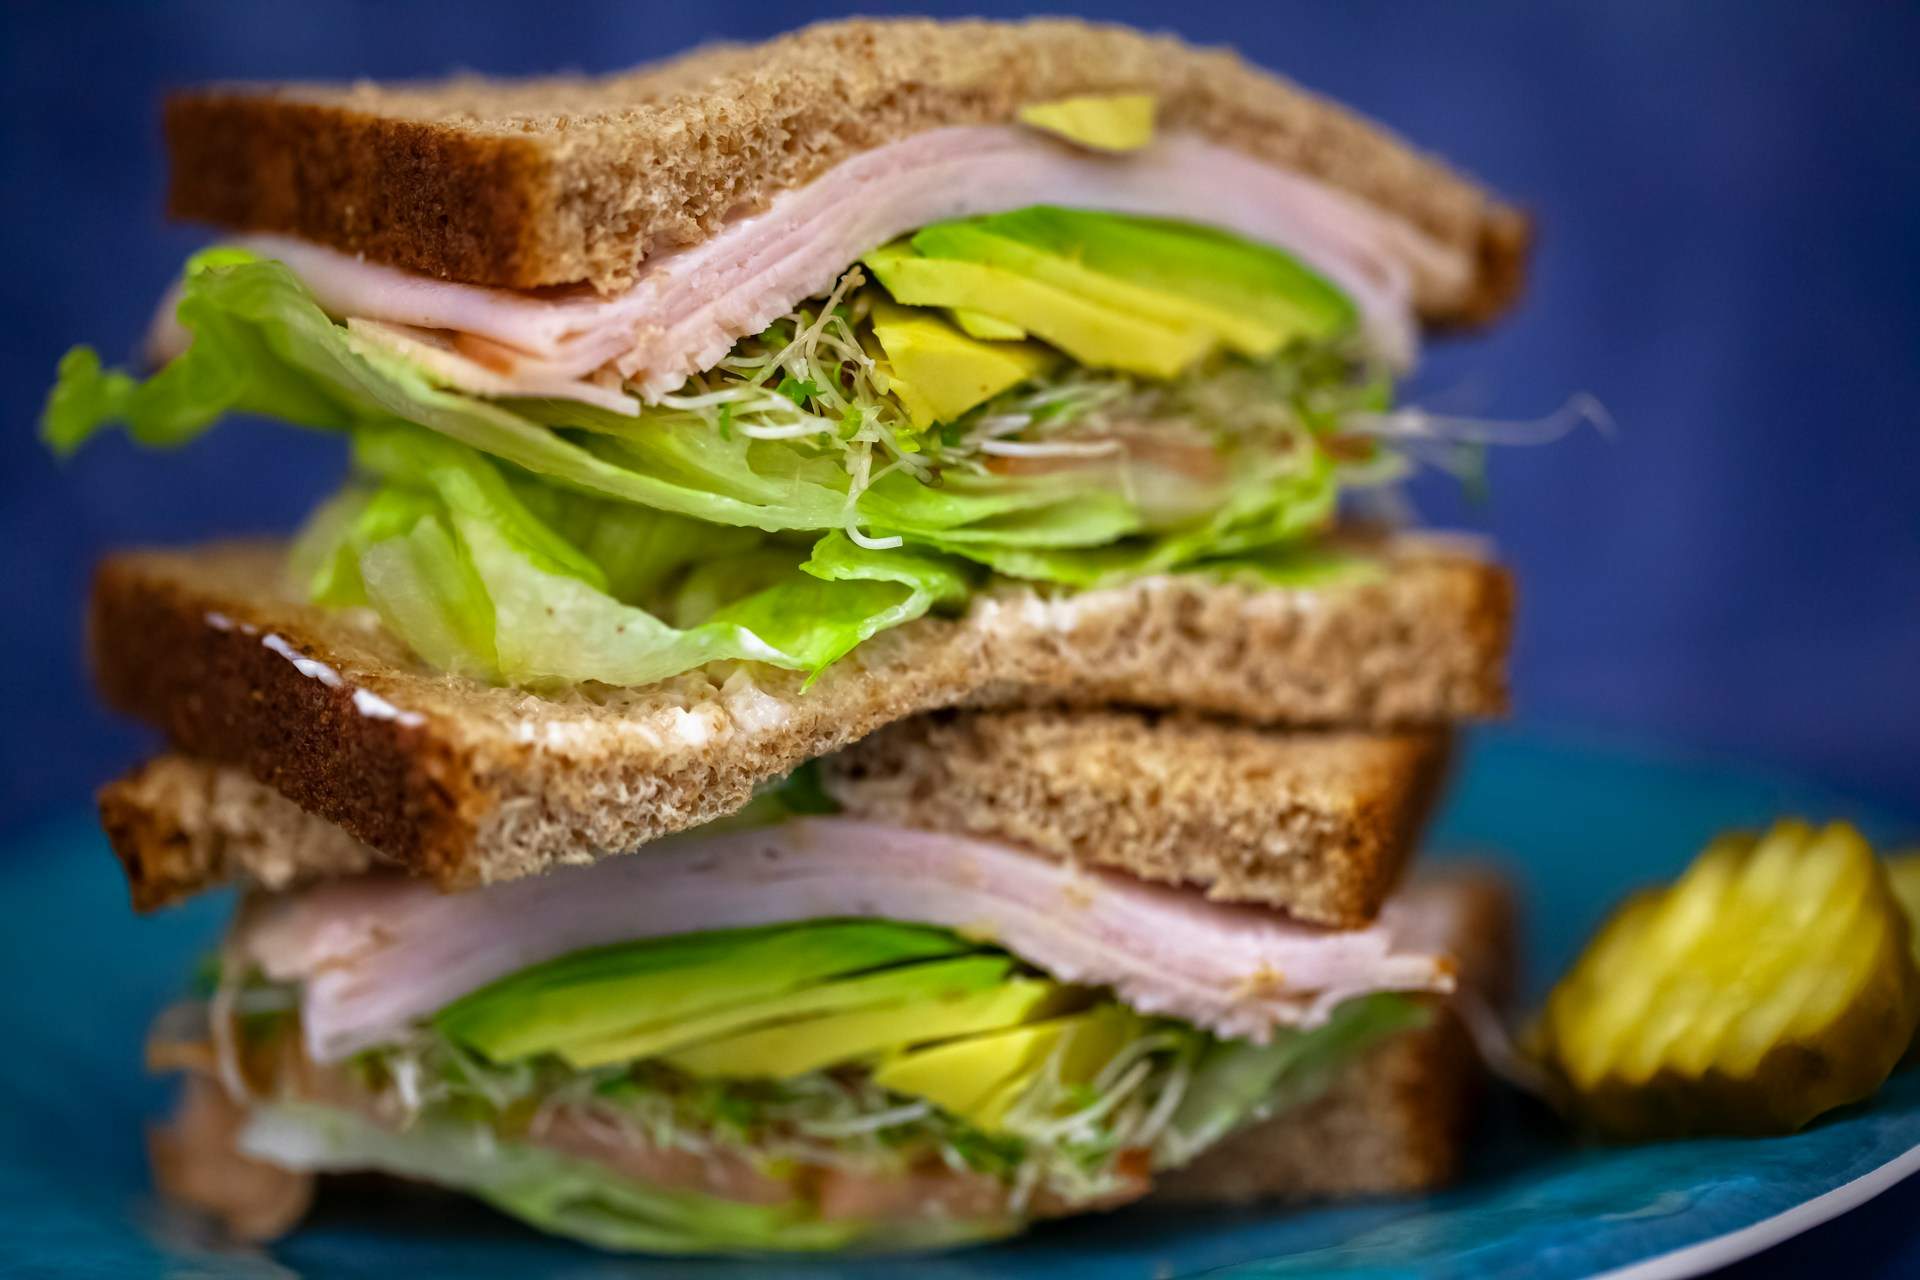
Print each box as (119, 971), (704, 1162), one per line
(2, 728), (1916, 1278)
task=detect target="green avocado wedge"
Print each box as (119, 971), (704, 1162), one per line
(563, 954), (1035, 1070)
(964, 207), (1357, 351)
(872, 1005), (1137, 1129)
(867, 299), (1058, 428)
(909, 219), (1278, 359)
(657, 975), (1074, 1079)
(435, 921), (971, 1063)
(861, 243), (1212, 378)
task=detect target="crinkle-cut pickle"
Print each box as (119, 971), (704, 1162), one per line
(1885, 850), (1920, 971)
(1533, 819), (1920, 1138)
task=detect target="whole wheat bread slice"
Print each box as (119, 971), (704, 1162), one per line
(165, 17), (1527, 323)
(102, 755), (382, 910)
(822, 711), (1449, 927)
(102, 713), (1447, 920)
(90, 533), (1510, 893)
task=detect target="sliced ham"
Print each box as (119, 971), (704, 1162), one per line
(159, 126), (1451, 400)
(342, 319), (642, 416)
(235, 818), (1464, 1065)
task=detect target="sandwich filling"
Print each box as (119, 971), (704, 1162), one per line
(46, 126), (1482, 691)
(159, 782), (1466, 1252)
(179, 125), (1447, 393)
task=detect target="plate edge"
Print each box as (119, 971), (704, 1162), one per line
(1589, 1141), (1920, 1280)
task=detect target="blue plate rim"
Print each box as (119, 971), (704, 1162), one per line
(1591, 1147), (1920, 1280)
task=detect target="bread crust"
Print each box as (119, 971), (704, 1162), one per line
(100, 713), (1446, 917)
(90, 535), (1510, 895)
(101, 755), (383, 911)
(163, 17), (1528, 322)
(166, 96), (553, 290)
(824, 711), (1450, 927)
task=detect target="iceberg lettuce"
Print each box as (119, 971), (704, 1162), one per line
(296, 427), (978, 686)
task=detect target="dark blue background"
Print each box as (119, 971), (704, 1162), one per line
(4, 2), (1918, 824)
(2, 3), (1917, 1275)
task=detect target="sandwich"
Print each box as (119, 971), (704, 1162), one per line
(46, 17), (1527, 1254)
(127, 717), (1513, 1250)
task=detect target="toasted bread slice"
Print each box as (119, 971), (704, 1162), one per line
(823, 711), (1450, 927)
(102, 755), (381, 910)
(90, 534), (1509, 893)
(102, 714), (1447, 921)
(1157, 866), (1515, 1201)
(165, 17), (1526, 322)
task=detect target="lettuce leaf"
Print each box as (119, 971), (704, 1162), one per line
(242, 1103), (1010, 1253)
(1157, 992), (1429, 1166)
(1205, 542), (1386, 590)
(43, 248), (358, 452)
(301, 426), (979, 686)
(927, 448), (1337, 586)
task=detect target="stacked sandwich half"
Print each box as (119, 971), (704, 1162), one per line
(51, 18), (1526, 1253)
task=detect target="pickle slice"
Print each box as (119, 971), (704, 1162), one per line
(1885, 851), (1920, 971)
(1534, 819), (1920, 1138)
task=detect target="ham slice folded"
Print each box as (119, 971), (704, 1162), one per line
(235, 818), (1464, 1065)
(160, 126), (1455, 407)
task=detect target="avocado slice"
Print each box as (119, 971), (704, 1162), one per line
(1014, 93), (1157, 153)
(867, 300), (1057, 429)
(435, 921), (969, 1063)
(862, 243), (1213, 379)
(946, 309), (1028, 342)
(661, 977), (1072, 1079)
(871, 1017), (1072, 1125)
(979, 1004), (1143, 1127)
(911, 221), (1278, 359)
(972, 207), (1357, 350)
(560, 953), (1018, 1069)
(872, 1005), (1142, 1130)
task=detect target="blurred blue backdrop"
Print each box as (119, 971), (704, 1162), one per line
(2, 0), (1916, 829)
